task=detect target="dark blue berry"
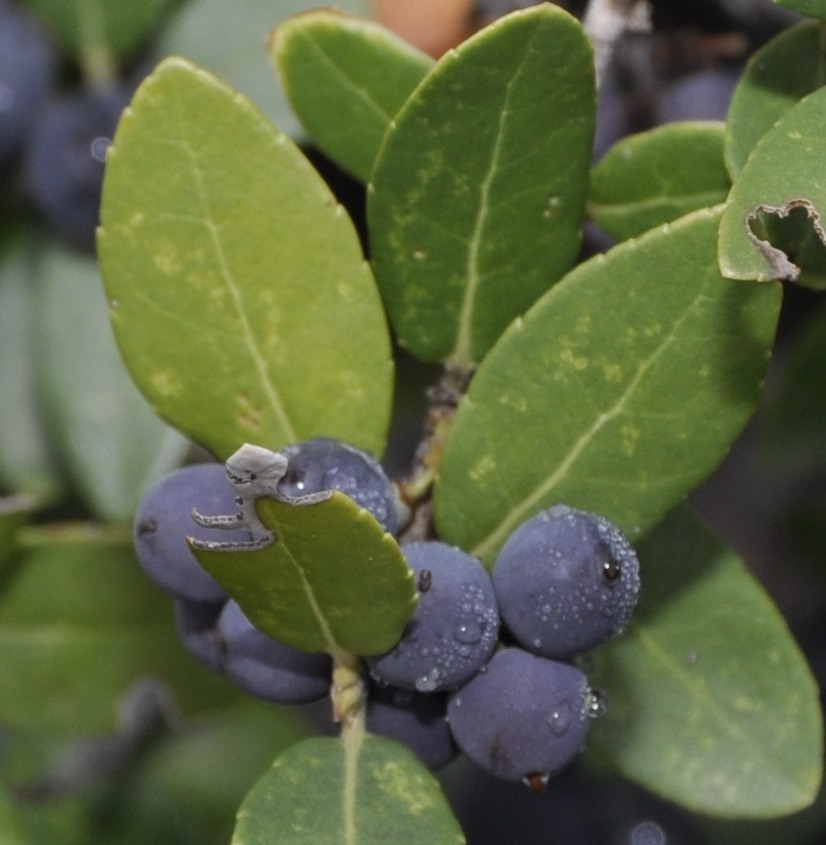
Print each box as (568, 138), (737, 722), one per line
(367, 542), (499, 692)
(447, 647), (591, 784)
(218, 600), (331, 705)
(278, 437), (399, 534)
(493, 505), (640, 659)
(133, 463), (245, 603)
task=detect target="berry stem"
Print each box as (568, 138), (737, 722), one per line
(331, 651), (366, 727)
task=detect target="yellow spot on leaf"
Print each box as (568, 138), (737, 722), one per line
(151, 370), (182, 397)
(236, 392), (264, 432)
(375, 761), (435, 816)
(469, 453), (496, 481)
(620, 422), (641, 456)
(153, 244), (180, 276)
(560, 347), (588, 371)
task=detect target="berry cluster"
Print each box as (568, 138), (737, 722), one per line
(133, 437), (641, 788)
(0, 0), (134, 249)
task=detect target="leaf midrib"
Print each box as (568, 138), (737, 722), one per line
(447, 49), (529, 368)
(173, 93), (298, 444)
(469, 279), (705, 560)
(588, 189), (728, 222)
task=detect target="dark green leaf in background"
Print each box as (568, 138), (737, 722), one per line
(272, 10), (433, 182)
(774, 0), (826, 20)
(22, 0), (172, 63)
(434, 207), (781, 564)
(192, 492), (417, 657)
(761, 304), (826, 472)
(35, 241), (188, 523)
(0, 231), (62, 502)
(117, 700), (313, 845)
(98, 57), (394, 461)
(589, 506), (823, 818)
(0, 525), (236, 734)
(368, 4), (595, 366)
(0, 789), (28, 845)
(726, 21), (826, 179)
(233, 734), (465, 845)
(589, 121), (730, 241)
(720, 85), (826, 287)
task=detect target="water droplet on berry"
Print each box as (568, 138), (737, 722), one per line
(547, 702), (572, 736)
(453, 622), (482, 645)
(414, 667), (441, 692)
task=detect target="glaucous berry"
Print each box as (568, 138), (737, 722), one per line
(447, 647), (591, 785)
(218, 600), (331, 705)
(492, 505), (640, 658)
(278, 437), (399, 534)
(367, 541), (499, 692)
(133, 463), (247, 603)
(366, 685), (458, 770)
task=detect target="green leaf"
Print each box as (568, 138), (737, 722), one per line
(720, 84), (826, 287)
(434, 206), (781, 563)
(158, 0), (369, 137)
(0, 524), (237, 734)
(775, 0), (826, 20)
(22, 0), (171, 61)
(760, 305), (826, 472)
(233, 734), (465, 845)
(121, 699), (313, 844)
(0, 790), (28, 845)
(589, 506), (823, 818)
(272, 10), (433, 182)
(192, 492), (417, 656)
(98, 57), (394, 461)
(0, 231), (62, 502)
(589, 121), (730, 240)
(368, 4), (595, 366)
(725, 21), (826, 179)
(34, 240), (188, 523)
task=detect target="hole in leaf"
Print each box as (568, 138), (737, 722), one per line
(746, 200), (826, 287)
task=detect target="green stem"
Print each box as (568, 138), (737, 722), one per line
(334, 652), (367, 845)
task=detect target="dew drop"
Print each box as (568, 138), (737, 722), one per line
(414, 667), (441, 692)
(412, 249), (427, 261)
(532, 637), (542, 649)
(603, 558), (622, 581)
(586, 687), (609, 719)
(548, 702), (572, 736)
(453, 621), (482, 645)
